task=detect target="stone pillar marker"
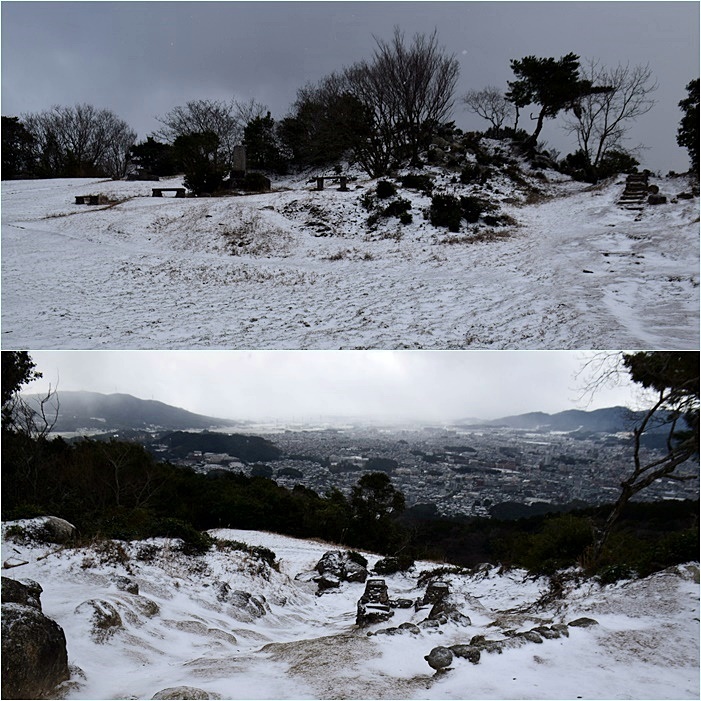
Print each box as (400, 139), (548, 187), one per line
(232, 145), (247, 178)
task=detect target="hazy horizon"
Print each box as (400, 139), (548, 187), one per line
(22, 350), (648, 425)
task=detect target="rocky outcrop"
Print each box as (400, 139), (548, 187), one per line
(1, 578), (70, 699)
(74, 599), (123, 643)
(217, 584), (269, 621)
(416, 581), (471, 626)
(313, 551), (368, 592)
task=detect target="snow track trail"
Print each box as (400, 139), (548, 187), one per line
(2, 175), (698, 349)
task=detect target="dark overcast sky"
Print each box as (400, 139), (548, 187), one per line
(2, 2), (698, 172)
(24, 350), (643, 423)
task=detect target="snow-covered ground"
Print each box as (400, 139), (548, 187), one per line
(2, 521), (699, 700)
(1, 169), (698, 349)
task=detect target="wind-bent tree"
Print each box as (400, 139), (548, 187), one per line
(22, 104), (136, 178)
(462, 86), (515, 136)
(677, 78), (699, 173)
(506, 53), (610, 147)
(156, 98), (266, 171)
(563, 60), (656, 176)
(591, 351), (699, 561)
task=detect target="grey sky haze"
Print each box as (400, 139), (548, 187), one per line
(24, 350), (644, 424)
(2, 1), (698, 172)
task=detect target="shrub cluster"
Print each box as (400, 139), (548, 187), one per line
(429, 193), (495, 231)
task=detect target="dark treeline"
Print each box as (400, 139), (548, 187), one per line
(2, 428), (697, 580)
(3, 30), (698, 186)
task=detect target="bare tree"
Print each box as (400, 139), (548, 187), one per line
(462, 86), (515, 136)
(589, 352), (698, 561)
(155, 98), (266, 170)
(23, 104), (136, 177)
(564, 60), (657, 171)
(370, 28), (460, 165)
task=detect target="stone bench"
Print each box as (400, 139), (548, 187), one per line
(312, 176), (352, 191)
(152, 188), (186, 198)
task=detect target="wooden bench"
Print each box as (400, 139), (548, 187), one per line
(311, 176), (352, 191)
(152, 188), (186, 198)
(75, 195), (100, 205)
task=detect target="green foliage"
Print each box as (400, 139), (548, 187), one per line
(214, 538), (278, 569)
(430, 193), (463, 231)
(525, 515), (593, 574)
(399, 211), (413, 225)
(677, 78), (699, 172)
(382, 198), (411, 218)
(129, 137), (177, 177)
(347, 551), (369, 568)
(561, 148), (639, 183)
(373, 555), (414, 575)
(173, 131), (226, 195)
(2, 116), (36, 180)
(243, 112), (289, 174)
(399, 173), (434, 194)
(2, 352), (41, 428)
(376, 180), (397, 199)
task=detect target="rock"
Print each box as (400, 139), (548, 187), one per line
(152, 686), (222, 699)
(2, 577), (43, 610)
(450, 644), (481, 664)
(113, 575), (139, 595)
(224, 590), (268, 620)
(568, 617), (599, 628)
(419, 619), (441, 629)
(356, 578), (394, 627)
(398, 622), (421, 634)
(533, 625), (560, 640)
(648, 193), (667, 205)
(551, 623), (570, 637)
(677, 191), (694, 200)
(428, 598), (472, 626)
(40, 516), (77, 544)
(425, 646), (454, 670)
(421, 581), (450, 606)
(390, 598), (414, 609)
(74, 599), (123, 642)
(519, 630), (543, 644)
(314, 551), (368, 592)
(1, 600), (70, 699)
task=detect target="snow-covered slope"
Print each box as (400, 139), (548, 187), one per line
(2, 521), (698, 700)
(2, 170), (698, 349)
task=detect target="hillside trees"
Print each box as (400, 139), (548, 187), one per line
(563, 60), (656, 180)
(243, 111), (290, 173)
(155, 98), (265, 171)
(677, 78), (699, 173)
(2, 117), (36, 179)
(280, 28), (459, 176)
(591, 352), (699, 561)
(506, 53), (611, 148)
(172, 131), (227, 194)
(462, 86), (516, 137)
(22, 104), (136, 178)
(129, 136), (178, 177)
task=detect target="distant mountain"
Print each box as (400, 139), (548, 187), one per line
(456, 406), (645, 433)
(24, 390), (243, 433)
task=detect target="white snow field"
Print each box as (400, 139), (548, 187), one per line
(1, 169), (698, 349)
(2, 522), (699, 700)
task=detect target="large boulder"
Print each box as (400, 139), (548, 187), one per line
(425, 646), (454, 671)
(2, 577), (43, 611)
(314, 551), (368, 593)
(1, 579), (70, 699)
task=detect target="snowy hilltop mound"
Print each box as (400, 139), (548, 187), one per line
(2, 520), (698, 700)
(2, 159), (698, 349)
